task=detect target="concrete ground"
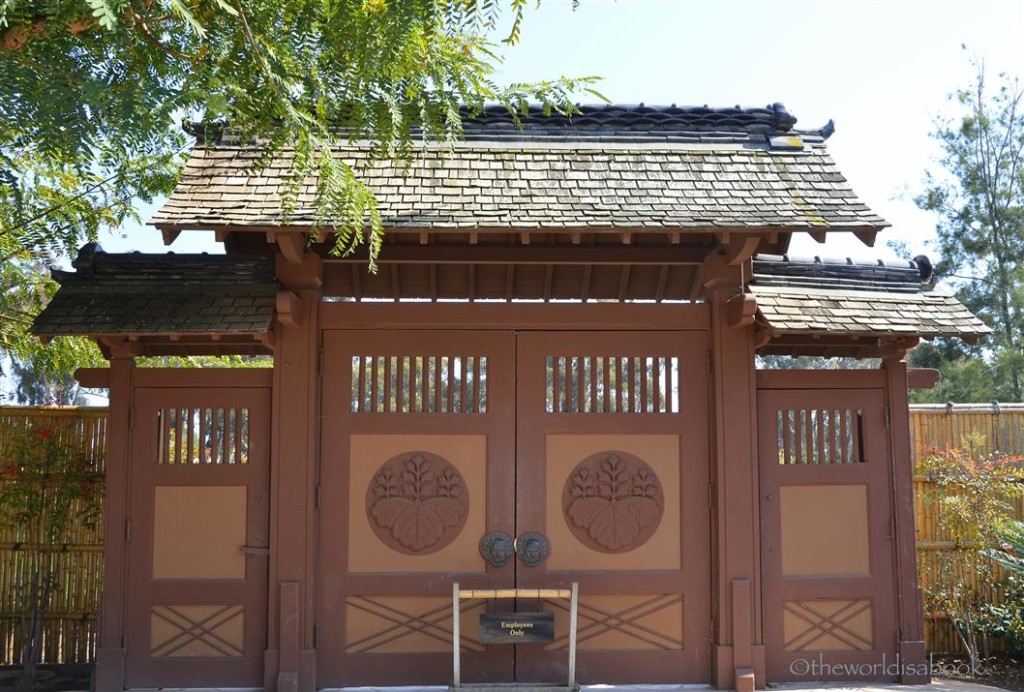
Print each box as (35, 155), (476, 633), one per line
(114, 683), (1014, 692)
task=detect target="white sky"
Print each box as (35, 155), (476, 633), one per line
(103, 0), (1024, 264)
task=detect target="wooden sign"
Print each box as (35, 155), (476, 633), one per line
(479, 612), (555, 644)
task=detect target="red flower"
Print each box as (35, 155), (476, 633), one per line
(36, 428), (53, 440)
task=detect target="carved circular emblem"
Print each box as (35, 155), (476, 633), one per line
(366, 451), (469, 555)
(562, 451), (664, 553)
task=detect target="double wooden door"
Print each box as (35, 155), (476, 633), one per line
(317, 329), (710, 686)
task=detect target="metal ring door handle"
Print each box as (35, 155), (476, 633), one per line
(480, 531), (515, 567)
(514, 531), (549, 567)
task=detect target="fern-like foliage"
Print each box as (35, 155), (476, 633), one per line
(0, 0), (599, 385)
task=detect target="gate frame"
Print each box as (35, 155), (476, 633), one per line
(78, 255), (929, 691)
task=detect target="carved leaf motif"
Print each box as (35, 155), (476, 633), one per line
(563, 450), (664, 553)
(424, 496), (465, 527)
(367, 451), (470, 555)
(567, 497), (608, 528)
(586, 502), (642, 551)
(370, 496), (412, 528)
(619, 495), (661, 527)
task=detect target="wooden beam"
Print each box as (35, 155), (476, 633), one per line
(390, 264), (400, 302)
(688, 265), (704, 301)
(808, 229), (827, 243)
(617, 265), (632, 302)
(276, 291), (305, 328)
(74, 368), (111, 389)
(323, 245), (708, 266)
(350, 264), (362, 301)
(908, 368), (941, 390)
(726, 294), (757, 329)
(655, 265), (670, 303)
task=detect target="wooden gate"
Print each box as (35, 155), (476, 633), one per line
(317, 327), (710, 686)
(124, 385), (271, 688)
(757, 374), (897, 682)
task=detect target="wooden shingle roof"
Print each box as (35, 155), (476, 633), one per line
(150, 104), (886, 239)
(750, 254), (991, 357)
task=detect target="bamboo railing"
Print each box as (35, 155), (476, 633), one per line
(0, 407), (107, 665)
(911, 404), (1024, 653)
(0, 404), (1021, 662)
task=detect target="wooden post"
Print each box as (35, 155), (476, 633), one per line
(567, 582), (578, 689)
(267, 253), (322, 692)
(883, 358), (929, 683)
(704, 255), (764, 689)
(94, 356), (134, 692)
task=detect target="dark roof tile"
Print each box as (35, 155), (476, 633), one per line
(31, 245), (278, 337)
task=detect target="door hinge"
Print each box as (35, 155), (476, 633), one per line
(708, 483), (714, 510)
(313, 622), (319, 648)
(707, 350), (712, 374)
(315, 484), (321, 510)
(884, 406), (891, 429)
(125, 518), (131, 544)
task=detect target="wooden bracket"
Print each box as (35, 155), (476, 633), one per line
(96, 336), (138, 360)
(271, 232), (307, 264)
(276, 291), (305, 328)
(753, 328), (774, 349)
(853, 229), (878, 247)
(726, 294), (757, 329)
(723, 235), (761, 266)
(878, 336), (920, 359)
(160, 228), (182, 246)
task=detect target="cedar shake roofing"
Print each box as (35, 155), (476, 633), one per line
(31, 244), (278, 340)
(151, 103), (887, 235)
(750, 254), (991, 340)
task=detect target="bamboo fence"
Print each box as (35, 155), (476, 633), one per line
(0, 407), (106, 665)
(911, 404), (1024, 653)
(0, 404), (1021, 662)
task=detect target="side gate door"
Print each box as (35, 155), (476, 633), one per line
(124, 385), (271, 688)
(758, 376), (897, 682)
